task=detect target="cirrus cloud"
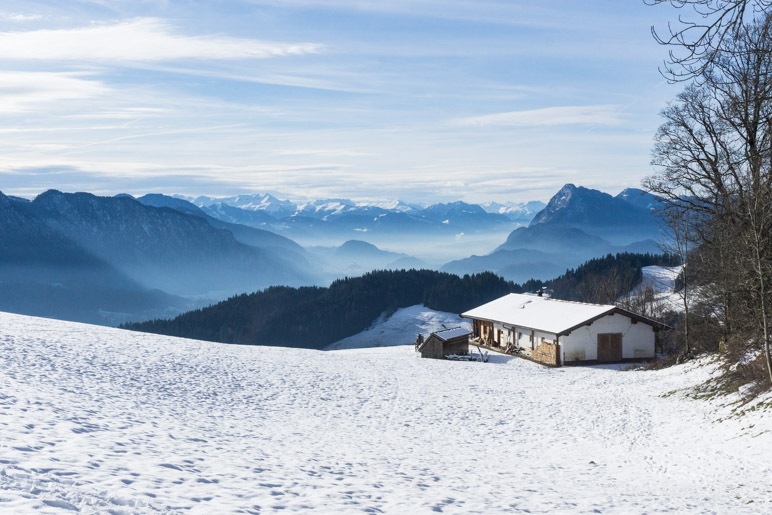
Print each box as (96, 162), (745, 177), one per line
(0, 11), (42, 22)
(453, 105), (625, 128)
(0, 17), (322, 62)
(0, 71), (107, 113)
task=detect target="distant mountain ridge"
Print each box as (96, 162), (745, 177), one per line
(0, 191), (188, 324)
(481, 200), (546, 221)
(184, 193), (538, 248)
(441, 184), (664, 283)
(31, 190), (311, 295)
(191, 193), (540, 223)
(134, 194), (306, 254)
(616, 187), (664, 212)
(529, 184), (662, 243)
(306, 239), (429, 278)
(1, 183), (667, 324)
(0, 190), (315, 324)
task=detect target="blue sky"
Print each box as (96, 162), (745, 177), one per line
(0, 1), (681, 203)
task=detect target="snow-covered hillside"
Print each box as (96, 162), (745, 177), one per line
(639, 265), (684, 311)
(641, 265), (681, 293)
(326, 305), (470, 350)
(1, 312), (770, 513)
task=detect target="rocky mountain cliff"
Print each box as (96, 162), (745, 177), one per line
(529, 184), (661, 243)
(441, 184), (663, 282)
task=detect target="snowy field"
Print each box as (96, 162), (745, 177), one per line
(1, 311), (770, 514)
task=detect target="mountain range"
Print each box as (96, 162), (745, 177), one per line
(0, 184), (665, 324)
(442, 185), (664, 283)
(185, 193), (544, 249)
(306, 240), (429, 277)
(530, 184), (662, 243)
(0, 190), (314, 323)
(0, 192), (182, 324)
(191, 193), (544, 222)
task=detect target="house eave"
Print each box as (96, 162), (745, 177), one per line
(555, 307), (617, 336)
(462, 313), (563, 337)
(464, 306), (670, 337)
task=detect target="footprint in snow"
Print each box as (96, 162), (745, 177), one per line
(42, 499), (78, 511)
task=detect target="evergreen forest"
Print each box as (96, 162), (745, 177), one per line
(123, 253), (678, 350)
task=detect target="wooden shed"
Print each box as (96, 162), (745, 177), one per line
(417, 327), (471, 359)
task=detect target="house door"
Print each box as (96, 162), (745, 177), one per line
(597, 333), (623, 362)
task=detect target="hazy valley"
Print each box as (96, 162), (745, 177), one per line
(0, 183), (664, 326)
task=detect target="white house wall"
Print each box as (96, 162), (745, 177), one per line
(534, 330), (557, 348)
(504, 327), (553, 352)
(560, 313), (655, 363)
(514, 328), (532, 349)
(493, 322), (507, 346)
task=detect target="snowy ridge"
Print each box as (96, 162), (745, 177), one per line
(481, 200), (546, 220)
(1, 311), (770, 513)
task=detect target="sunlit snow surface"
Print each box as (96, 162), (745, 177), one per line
(1, 311), (770, 513)
(639, 265), (684, 310)
(326, 305), (470, 350)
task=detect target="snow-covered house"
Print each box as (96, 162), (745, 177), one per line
(417, 327), (471, 359)
(461, 293), (667, 366)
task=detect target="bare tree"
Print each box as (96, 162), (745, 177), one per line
(690, 218), (741, 347)
(663, 205), (698, 357)
(744, 169), (772, 379)
(646, 0), (772, 80)
(646, 14), (772, 380)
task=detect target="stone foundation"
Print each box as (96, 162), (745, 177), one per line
(532, 341), (560, 366)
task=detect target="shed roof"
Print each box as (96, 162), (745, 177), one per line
(433, 327), (471, 341)
(461, 293), (662, 336)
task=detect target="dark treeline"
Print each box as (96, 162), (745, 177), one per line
(122, 270), (517, 349)
(123, 253), (676, 350)
(544, 252), (680, 305)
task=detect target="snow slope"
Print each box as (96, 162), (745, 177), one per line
(326, 305), (470, 350)
(641, 265), (680, 294)
(639, 265), (685, 311)
(1, 311), (770, 513)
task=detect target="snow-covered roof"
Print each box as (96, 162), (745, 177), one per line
(433, 327), (471, 341)
(462, 293), (625, 335)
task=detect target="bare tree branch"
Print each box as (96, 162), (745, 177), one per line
(645, 0), (772, 80)
(646, 13), (772, 381)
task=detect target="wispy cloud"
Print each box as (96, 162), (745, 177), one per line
(0, 18), (322, 62)
(0, 11), (42, 22)
(0, 2), (669, 204)
(0, 71), (107, 113)
(454, 105), (625, 128)
(130, 63), (376, 94)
